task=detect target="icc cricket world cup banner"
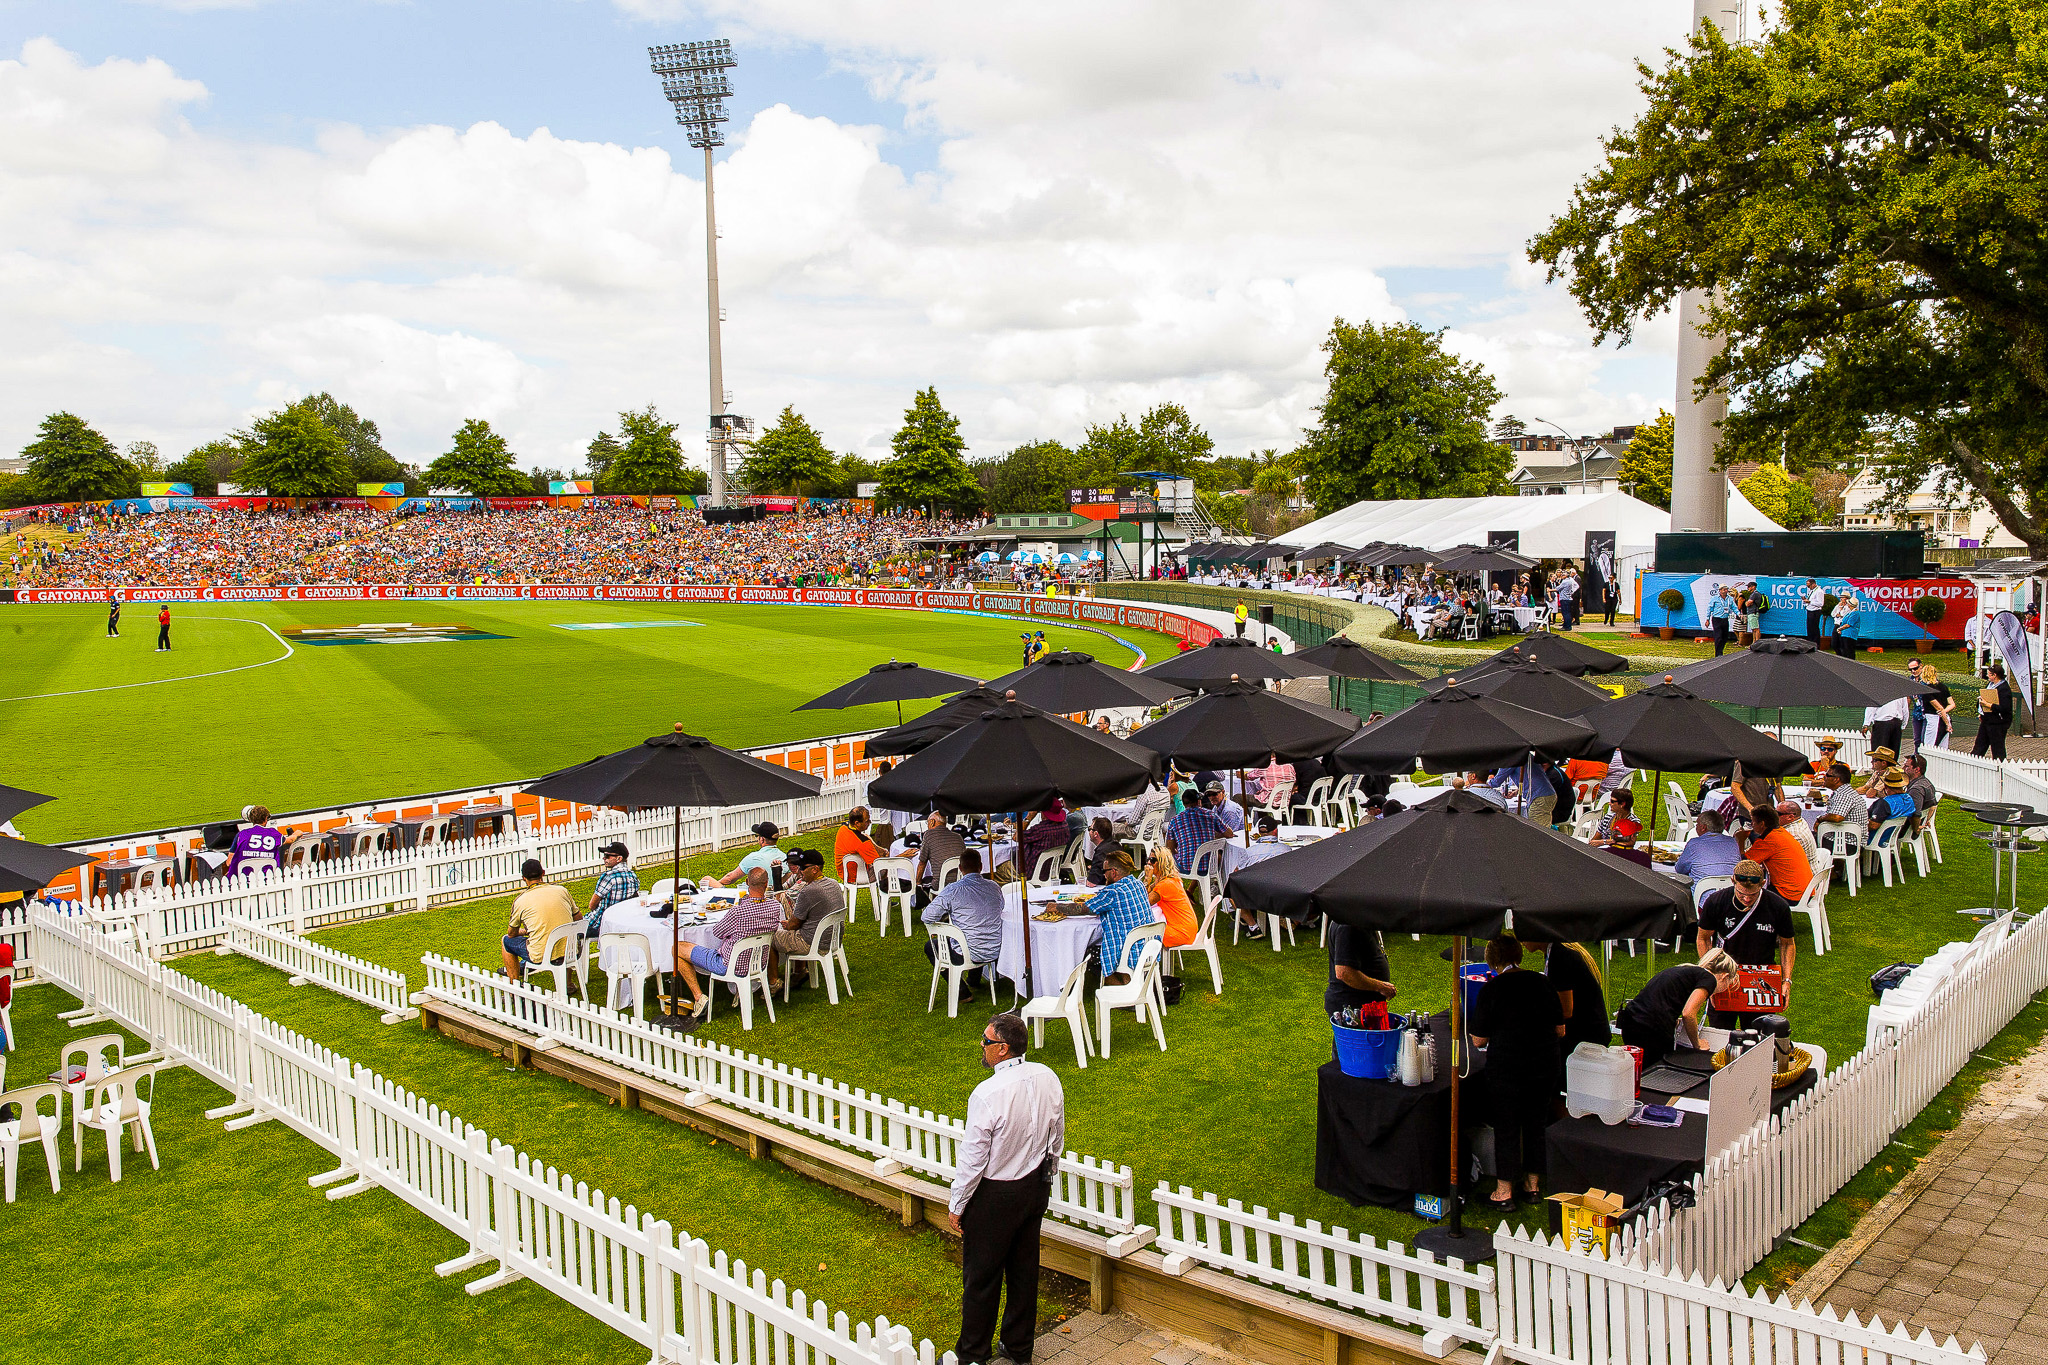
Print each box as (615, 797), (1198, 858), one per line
(1641, 573), (1975, 642)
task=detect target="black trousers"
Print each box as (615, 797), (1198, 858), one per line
(107, 616), (119, 636)
(157, 623), (171, 650)
(1711, 619), (1730, 656)
(1618, 1011), (1674, 1068)
(956, 1164), (1052, 1365)
(1806, 610), (1823, 646)
(1602, 594), (1617, 627)
(1869, 719), (1902, 757)
(1833, 630), (1856, 658)
(1976, 719), (2010, 761)
(1487, 1080), (1553, 1185)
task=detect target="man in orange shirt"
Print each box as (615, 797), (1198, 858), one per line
(1737, 806), (1812, 903)
(833, 807), (883, 878)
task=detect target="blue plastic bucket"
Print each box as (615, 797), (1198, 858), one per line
(1461, 963), (1496, 1019)
(1335, 1024), (1402, 1079)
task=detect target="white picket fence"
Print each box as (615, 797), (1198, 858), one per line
(1617, 905), (2048, 1288)
(217, 914), (415, 1023)
(21, 781), (868, 973)
(1493, 1226), (1983, 1365)
(28, 906), (955, 1365)
(1152, 1183), (1495, 1356)
(416, 953), (1146, 1246)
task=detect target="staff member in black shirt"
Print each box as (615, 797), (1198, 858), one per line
(1324, 923), (1396, 1026)
(1975, 663), (2014, 761)
(1618, 950), (1740, 1066)
(1522, 939), (1609, 1056)
(1469, 936), (1565, 1210)
(1695, 859), (1796, 1027)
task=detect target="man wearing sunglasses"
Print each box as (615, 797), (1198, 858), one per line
(1694, 859), (1796, 1028)
(950, 1013), (1065, 1365)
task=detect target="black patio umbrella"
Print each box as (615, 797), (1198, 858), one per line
(794, 658), (981, 726)
(1482, 636), (1628, 677)
(1288, 542), (1354, 562)
(864, 686), (1014, 757)
(1291, 635), (1423, 682)
(1377, 547), (1440, 567)
(1420, 657), (1615, 717)
(1129, 677), (1359, 776)
(983, 649), (1189, 713)
(1141, 637), (1331, 688)
(1331, 686), (1602, 777)
(867, 697), (1163, 996)
(0, 783), (55, 827)
(1338, 542), (1390, 565)
(0, 835), (95, 896)
(1665, 636), (1932, 709)
(1434, 547), (1538, 575)
(526, 724), (824, 1030)
(1574, 678), (1811, 845)
(1226, 787), (1686, 1260)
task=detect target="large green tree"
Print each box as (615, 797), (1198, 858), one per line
(602, 406), (689, 494)
(1621, 411), (1674, 509)
(1529, 0), (2048, 554)
(163, 439), (244, 497)
(21, 412), (136, 501)
(422, 419), (528, 496)
(1297, 320), (1508, 512)
(877, 387), (981, 512)
(584, 431), (623, 488)
(297, 393), (404, 487)
(739, 407), (836, 500)
(1073, 403), (1216, 485)
(238, 405), (352, 496)
(976, 440), (1076, 513)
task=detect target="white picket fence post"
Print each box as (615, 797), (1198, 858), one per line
(217, 914), (415, 1022)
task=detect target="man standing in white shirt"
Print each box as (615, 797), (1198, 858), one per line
(950, 1013), (1066, 1365)
(1803, 578), (1826, 646)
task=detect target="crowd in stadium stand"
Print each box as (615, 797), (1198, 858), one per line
(17, 504), (971, 588)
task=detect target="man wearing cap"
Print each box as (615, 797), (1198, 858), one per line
(1220, 814), (1292, 938)
(1164, 788), (1232, 868)
(1208, 779), (1246, 834)
(586, 841), (640, 937)
(1862, 695), (1908, 766)
(773, 849), (843, 986)
(708, 822), (787, 889)
(1808, 736), (1842, 777)
(503, 858), (578, 982)
(1695, 859), (1796, 1026)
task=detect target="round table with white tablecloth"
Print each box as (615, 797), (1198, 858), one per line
(997, 885), (1105, 1000)
(593, 893), (739, 1005)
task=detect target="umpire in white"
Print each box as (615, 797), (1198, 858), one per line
(949, 1012), (1066, 1365)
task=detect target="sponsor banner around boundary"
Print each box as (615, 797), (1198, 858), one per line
(1642, 572), (1976, 641)
(8, 584), (1222, 646)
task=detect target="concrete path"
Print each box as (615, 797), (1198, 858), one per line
(1032, 1312), (1227, 1365)
(1797, 1038), (2048, 1361)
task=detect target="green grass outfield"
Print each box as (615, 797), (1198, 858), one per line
(0, 602), (1182, 843)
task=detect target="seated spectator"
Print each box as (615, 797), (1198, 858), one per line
(227, 805), (284, 879)
(1087, 850), (1162, 984)
(1774, 800), (1828, 876)
(673, 867), (782, 1015)
(1251, 753), (1295, 804)
(1083, 817), (1118, 885)
(912, 812), (968, 902)
(585, 840), (639, 937)
(1020, 800), (1072, 873)
(1904, 754), (1939, 813)
(502, 858), (577, 982)
(920, 848), (1003, 1003)
(1868, 769), (1920, 832)
(1738, 806), (1812, 902)
(1673, 809), (1742, 892)
(1859, 746), (1898, 801)
(833, 808), (882, 874)
(707, 822), (785, 889)
(1164, 788), (1232, 865)
(1591, 790), (1642, 848)
(772, 849), (841, 986)
(1455, 771), (1510, 808)
(1815, 764), (1867, 835)
(1809, 736), (1843, 776)
(1143, 846), (1198, 948)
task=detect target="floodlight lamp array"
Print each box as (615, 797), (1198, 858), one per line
(649, 40), (737, 149)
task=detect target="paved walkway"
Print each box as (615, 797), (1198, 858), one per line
(1798, 1038), (2048, 1361)
(1032, 1312), (1228, 1365)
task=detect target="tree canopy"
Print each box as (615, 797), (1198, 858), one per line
(163, 439), (243, 497)
(877, 387), (981, 512)
(602, 406), (690, 494)
(1529, 0), (2048, 552)
(740, 407), (836, 499)
(237, 405), (352, 496)
(1296, 319), (1508, 513)
(422, 419), (528, 496)
(1621, 411), (1674, 510)
(20, 412), (134, 501)
(296, 393), (403, 487)
(976, 440), (1077, 514)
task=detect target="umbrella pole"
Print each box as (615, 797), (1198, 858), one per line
(670, 804), (685, 1025)
(1416, 931), (1494, 1262)
(1017, 809), (1035, 1000)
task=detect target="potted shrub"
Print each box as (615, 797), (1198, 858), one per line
(1910, 594), (1946, 652)
(1656, 588), (1686, 641)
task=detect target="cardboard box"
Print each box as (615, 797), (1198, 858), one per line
(1549, 1188), (1625, 1258)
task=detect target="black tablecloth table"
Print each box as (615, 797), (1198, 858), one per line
(1315, 1013), (1482, 1209)
(1545, 1049), (1819, 1211)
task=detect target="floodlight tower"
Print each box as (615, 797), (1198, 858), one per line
(649, 39), (749, 506)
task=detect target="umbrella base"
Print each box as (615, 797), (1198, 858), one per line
(1414, 1225), (1496, 1263)
(650, 1010), (702, 1034)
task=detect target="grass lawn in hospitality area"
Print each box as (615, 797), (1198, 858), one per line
(0, 601), (1182, 843)
(8, 773), (2029, 1365)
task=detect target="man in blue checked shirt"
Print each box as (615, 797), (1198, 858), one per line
(1165, 788), (1233, 866)
(1086, 850), (1161, 983)
(585, 841), (640, 937)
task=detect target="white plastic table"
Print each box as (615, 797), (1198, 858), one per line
(997, 886), (1106, 999)
(597, 893), (736, 976)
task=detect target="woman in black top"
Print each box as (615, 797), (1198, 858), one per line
(1974, 663), (2014, 761)
(1523, 939), (1609, 1056)
(1469, 936), (1565, 1209)
(1618, 950), (1740, 1066)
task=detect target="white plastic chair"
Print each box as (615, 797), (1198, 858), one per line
(1020, 960), (1095, 1068)
(1917, 803), (1943, 865)
(1291, 778), (1333, 827)
(1819, 824), (1864, 897)
(782, 912), (852, 1005)
(1791, 867), (1832, 955)
(523, 921), (586, 997)
(1663, 785), (1695, 844)
(1866, 815), (1913, 888)
(647, 878), (677, 902)
(925, 923), (995, 1019)
(1187, 838), (1230, 910)
(61, 1033), (126, 1165)
(80, 1063), (160, 1183)
(1171, 899), (1223, 994)
(1459, 615), (1480, 642)
(700, 931), (778, 1029)
(932, 855), (964, 892)
(1095, 934), (1167, 1058)
(1028, 850), (1066, 892)
(599, 932), (657, 1019)
(839, 854), (874, 925)
(872, 857), (918, 938)
(1, 1082), (64, 1202)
